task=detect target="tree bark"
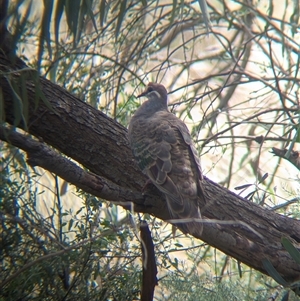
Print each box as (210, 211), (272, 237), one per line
(1, 51), (300, 286)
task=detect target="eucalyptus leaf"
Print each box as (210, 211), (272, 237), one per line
(281, 237), (300, 265)
(262, 258), (288, 286)
(115, 0), (127, 39)
(54, 0), (65, 45)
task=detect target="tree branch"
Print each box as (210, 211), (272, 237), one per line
(140, 221), (157, 301)
(271, 147), (300, 171)
(0, 126), (145, 208)
(1, 51), (300, 286)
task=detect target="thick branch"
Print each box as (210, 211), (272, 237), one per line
(1, 52), (300, 285)
(0, 126), (145, 208)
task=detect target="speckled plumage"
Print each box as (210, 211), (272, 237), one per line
(128, 83), (205, 236)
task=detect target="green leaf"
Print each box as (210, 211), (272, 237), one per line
(258, 172), (268, 184)
(68, 218), (74, 230)
(99, 0), (107, 27)
(12, 1), (32, 60)
(0, 87), (4, 123)
(54, 0), (66, 45)
(38, 0), (54, 71)
(76, 0), (88, 44)
(296, 124), (300, 143)
(31, 71), (54, 112)
(234, 183), (252, 191)
(84, 0), (98, 34)
(197, 0), (211, 31)
(171, 257), (178, 269)
(290, 0), (300, 35)
(76, 207), (84, 215)
(237, 261), (242, 278)
(262, 258), (288, 286)
(65, 0), (81, 45)
(174, 243), (183, 248)
(170, 0), (177, 23)
(5, 75), (26, 129)
(186, 109), (193, 121)
(115, 0), (127, 39)
(43, 0), (53, 53)
(281, 237), (300, 264)
(267, 0), (274, 16)
(20, 72), (29, 123)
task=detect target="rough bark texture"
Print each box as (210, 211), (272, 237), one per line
(1, 51), (300, 286)
(140, 221), (157, 301)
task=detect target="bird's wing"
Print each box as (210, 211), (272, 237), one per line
(128, 110), (204, 235)
(128, 112), (178, 190)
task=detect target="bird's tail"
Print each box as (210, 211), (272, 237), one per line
(181, 208), (203, 237)
(166, 196), (203, 236)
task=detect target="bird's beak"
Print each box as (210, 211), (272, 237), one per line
(137, 91), (147, 98)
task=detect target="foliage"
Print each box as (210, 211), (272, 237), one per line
(2, 150), (297, 300)
(0, 144), (141, 300)
(1, 0), (300, 300)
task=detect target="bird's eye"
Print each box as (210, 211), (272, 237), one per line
(147, 87), (154, 93)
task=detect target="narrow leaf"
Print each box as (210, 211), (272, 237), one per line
(20, 72), (29, 123)
(5, 75), (26, 129)
(234, 183), (252, 190)
(237, 261), (242, 278)
(262, 258), (288, 286)
(0, 87), (5, 123)
(115, 0), (127, 39)
(100, 0), (106, 27)
(76, 0), (88, 44)
(31, 71), (54, 112)
(65, 0), (81, 44)
(54, 0), (65, 45)
(43, 0), (53, 55)
(170, 0), (177, 23)
(84, 0), (98, 34)
(38, 0), (54, 70)
(12, 1), (32, 60)
(258, 172), (268, 184)
(174, 243), (183, 248)
(281, 237), (300, 264)
(197, 0), (211, 32)
(68, 218), (74, 230)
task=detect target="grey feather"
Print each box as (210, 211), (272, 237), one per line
(128, 82), (205, 236)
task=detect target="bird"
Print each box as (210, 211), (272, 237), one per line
(128, 82), (205, 236)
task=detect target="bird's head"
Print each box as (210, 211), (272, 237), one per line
(137, 82), (168, 104)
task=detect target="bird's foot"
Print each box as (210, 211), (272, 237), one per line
(142, 179), (154, 193)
